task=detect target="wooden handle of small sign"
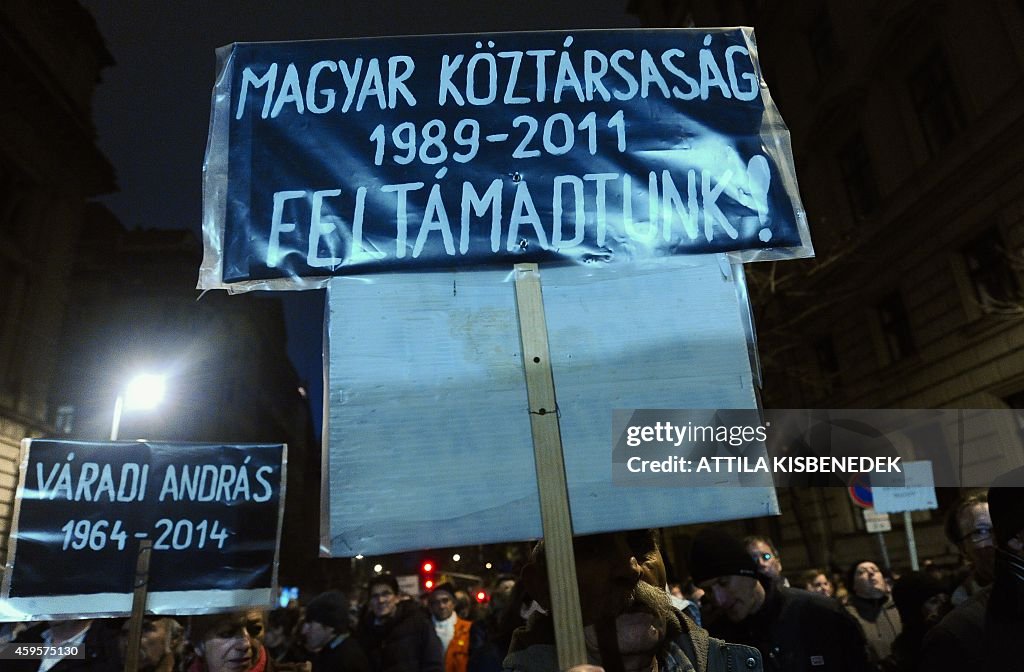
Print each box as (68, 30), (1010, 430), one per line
(124, 540), (153, 672)
(512, 263), (588, 669)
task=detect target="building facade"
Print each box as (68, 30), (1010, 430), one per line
(0, 0), (115, 565)
(629, 0), (1024, 575)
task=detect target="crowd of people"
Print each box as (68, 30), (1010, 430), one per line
(3, 474), (1022, 672)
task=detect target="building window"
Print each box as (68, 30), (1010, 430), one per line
(838, 132), (880, 220)
(876, 293), (916, 362)
(54, 405), (75, 434)
(807, 9), (836, 76)
(962, 227), (1023, 314)
(907, 49), (966, 155)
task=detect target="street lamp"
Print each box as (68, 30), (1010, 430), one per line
(110, 373), (166, 440)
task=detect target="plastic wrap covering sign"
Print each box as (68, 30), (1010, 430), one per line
(201, 28), (812, 290)
(324, 256), (777, 557)
(0, 440), (286, 621)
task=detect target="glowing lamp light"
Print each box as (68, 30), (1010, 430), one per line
(476, 590), (487, 602)
(124, 374), (166, 410)
(422, 561), (434, 573)
(373, 563), (383, 573)
(425, 579), (434, 590)
(111, 372), (168, 441)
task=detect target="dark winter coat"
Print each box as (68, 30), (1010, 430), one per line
(919, 550), (1024, 672)
(309, 634), (372, 672)
(7, 621), (122, 672)
(501, 606), (762, 672)
(355, 601), (443, 672)
(708, 583), (873, 672)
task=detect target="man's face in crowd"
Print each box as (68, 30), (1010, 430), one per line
(264, 624), (287, 650)
(700, 575), (764, 623)
(369, 584), (398, 619)
(747, 540), (782, 580)
(806, 573), (833, 597)
(429, 590), (456, 621)
(119, 618), (174, 669)
(522, 533), (675, 672)
(921, 593), (951, 627)
(571, 534), (670, 670)
(957, 503), (996, 584)
(853, 562), (887, 599)
(301, 620), (335, 652)
(197, 617), (254, 672)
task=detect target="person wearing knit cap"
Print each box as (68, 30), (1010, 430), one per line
(920, 467), (1024, 672)
(842, 560), (901, 666)
(428, 582), (471, 672)
(689, 527), (871, 672)
(302, 591), (371, 672)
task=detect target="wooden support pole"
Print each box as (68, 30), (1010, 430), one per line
(124, 540), (153, 672)
(512, 263), (588, 670)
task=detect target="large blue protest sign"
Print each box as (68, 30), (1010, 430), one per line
(0, 440), (286, 620)
(323, 256), (777, 557)
(200, 28), (812, 290)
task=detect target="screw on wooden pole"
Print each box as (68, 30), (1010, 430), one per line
(124, 539), (153, 672)
(512, 263), (588, 669)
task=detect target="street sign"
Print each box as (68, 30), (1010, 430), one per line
(862, 509), (892, 533)
(1, 439), (286, 621)
(873, 460), (937, 513)
(848, 473), (873, 508)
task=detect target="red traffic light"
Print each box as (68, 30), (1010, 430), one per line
(475, 590), (488, 602)
(422, 561), (434, 573)
(425, 579), (435, 590)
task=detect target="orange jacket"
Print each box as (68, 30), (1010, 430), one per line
(444, 617), (472, 672)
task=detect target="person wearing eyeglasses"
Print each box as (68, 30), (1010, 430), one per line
(743, 536), (789, 587)
(355, 574), (442, 672)
(942, 492), (995, 606)
(919, 467), (1024, 671)
(690, 528), (871, 672)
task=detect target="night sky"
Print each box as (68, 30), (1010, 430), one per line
(82, 1), (642, 434)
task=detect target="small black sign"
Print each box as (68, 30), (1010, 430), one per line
(1, 440), (285, 619)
